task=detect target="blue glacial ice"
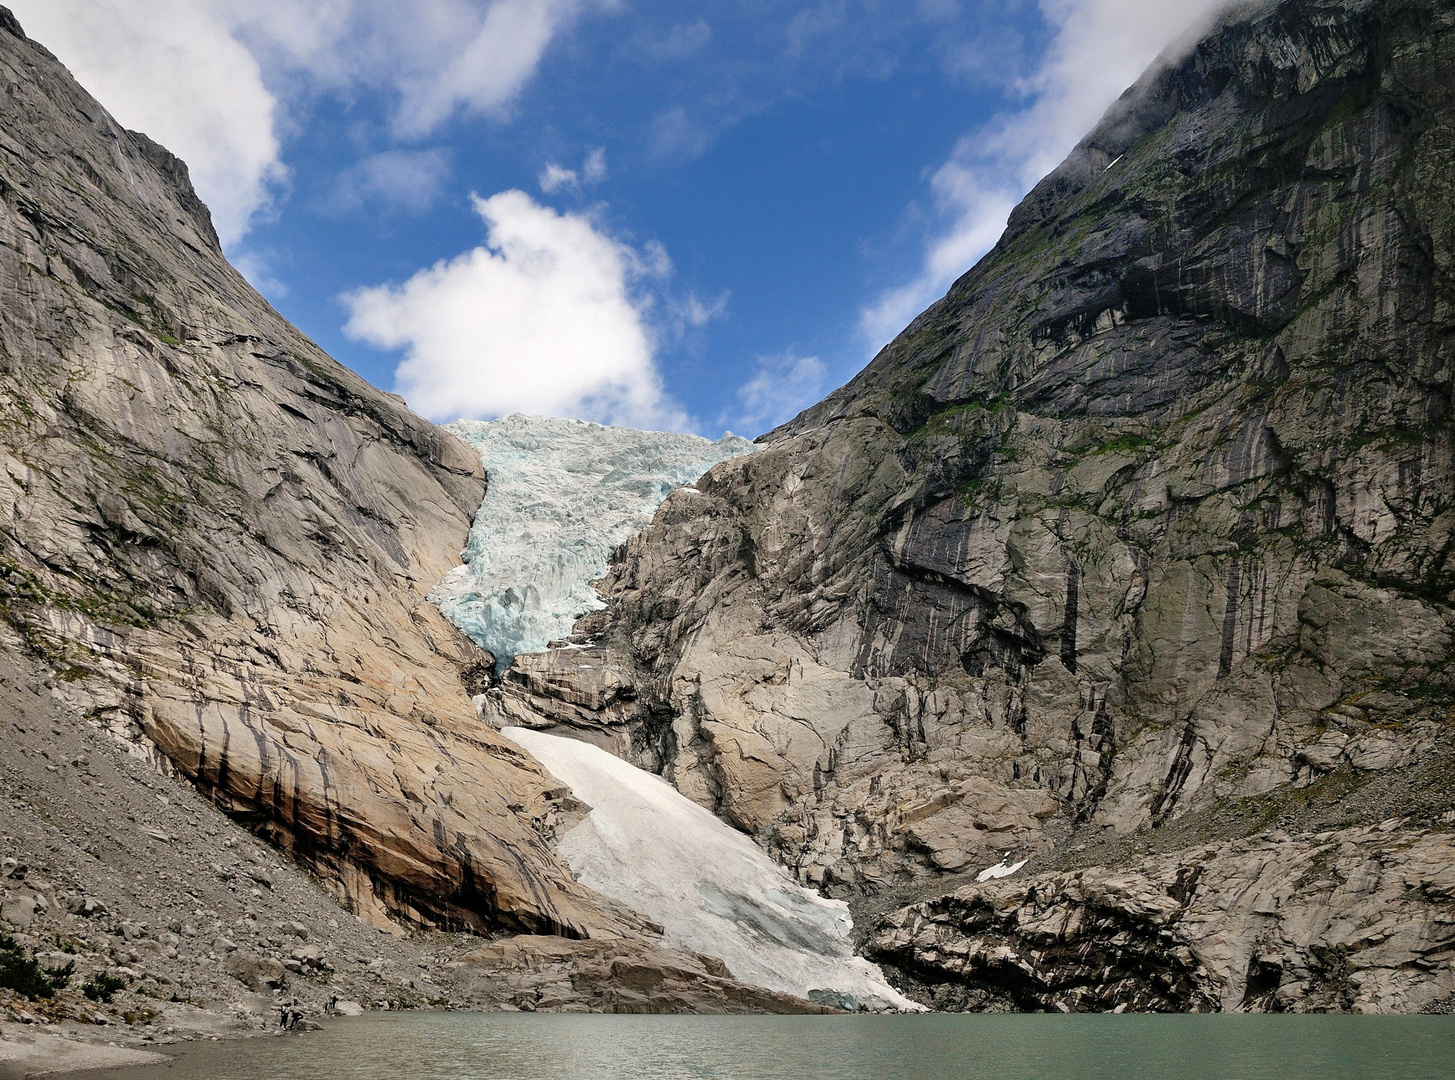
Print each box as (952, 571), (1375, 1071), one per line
(432, 414), (754, 666)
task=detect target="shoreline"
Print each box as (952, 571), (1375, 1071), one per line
(2, 1015), (337, 1080)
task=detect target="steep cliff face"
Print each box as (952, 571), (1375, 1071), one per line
(0, 13), (610, 938)
(486, 0), (1455, 1010)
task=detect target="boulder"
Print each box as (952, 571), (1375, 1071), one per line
(222, 952), (286, 991)
(1, 895), (37, 929)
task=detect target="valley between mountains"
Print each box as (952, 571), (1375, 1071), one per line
(3, 0), (1455, 1057)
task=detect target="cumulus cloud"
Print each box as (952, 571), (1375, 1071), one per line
(731, 353), (827, 436)
(9, 0), (612, 246)
(343, 190), (685, 429)
(860, 0), (1234, 348)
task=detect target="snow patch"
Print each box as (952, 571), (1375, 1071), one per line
(503, 727), (919, 1012)
(432, 414), (753, 665)
(976, 858), (1028, 882)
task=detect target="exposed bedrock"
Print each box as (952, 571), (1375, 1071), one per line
(482, 0), (1455, 1009)
(0, 13), (617, 939)
(871, 822), (1455, 1014)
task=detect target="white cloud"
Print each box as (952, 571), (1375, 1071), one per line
(540, 163), (580, 194)
(231, 250), (290, 300)
(682, 292), (730, 328)
(630, 19), (712, 63)
(324, 149), (451, 215)
(9, 0), (612, 246)
(861, 0), (1234, 349)
(731, 353), (827, 435)
(343, 190), (686, 430)
(649, 107), (711, 159)
(538, 148), (607, 194)
(387, 0), (589, 138)
(11, 0), (284, 247)
(582, 147), (608, 184)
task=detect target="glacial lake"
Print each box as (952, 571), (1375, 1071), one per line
(84, 1012), (1455, 1080)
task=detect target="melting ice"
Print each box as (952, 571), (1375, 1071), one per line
(504, 727), (919, 1012)
(433, 414), (753, 665)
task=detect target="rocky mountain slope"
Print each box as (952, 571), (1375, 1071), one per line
(485, 0), (1455, 1012)
(0, 12), (841, 1020)
(0, 646), (819, 1057)
(0, 8), (614, 942)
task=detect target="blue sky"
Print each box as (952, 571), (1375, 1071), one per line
(14, 0), (1227, 437)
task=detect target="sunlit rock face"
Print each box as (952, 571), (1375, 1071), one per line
(503, 726), (918, 1012)
(434, 415), (753, 666)
(0, 14), (608, 938)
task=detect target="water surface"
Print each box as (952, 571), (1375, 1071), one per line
(87, 1012), (1455, 1080)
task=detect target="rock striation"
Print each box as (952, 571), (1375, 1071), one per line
(0, 10), (612, 939)
(0, 646), (825, 1037)
(484, 0), (1455, 1011)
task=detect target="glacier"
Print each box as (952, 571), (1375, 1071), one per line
(432, 414), (753, 666)
(503, 726), (919, 1012)
(433, 414), (913, 1010)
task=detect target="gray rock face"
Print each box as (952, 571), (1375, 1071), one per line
(484, 0), (1455, 1010)
(0, 11), (611, 938)
(873, 822), (1455, 1014)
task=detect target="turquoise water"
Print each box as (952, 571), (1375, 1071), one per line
(91, 1013), (1455, 1080)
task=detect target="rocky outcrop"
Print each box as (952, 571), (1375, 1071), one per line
(0, 644), (839, 1035)
(484, 0), (1455, 1010)
(0, 11), (611, 938)
(455, 936), (840, 1014)
(872, 821), (1455, 1014)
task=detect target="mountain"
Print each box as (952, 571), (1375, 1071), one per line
(0, 11), (626, 943)
(0, 9), (896, 1029)
(487, 0), (1455, 1012)
(0, 7), (860, 1026)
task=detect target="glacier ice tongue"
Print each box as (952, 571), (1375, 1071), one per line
(432, 414), (753, 666)
(503, 726), (920, 1012)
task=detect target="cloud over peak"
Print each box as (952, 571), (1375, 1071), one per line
(730, 353), (827, 436)
(12, 0), (284, 247)
(860, 0), (1235, 351)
